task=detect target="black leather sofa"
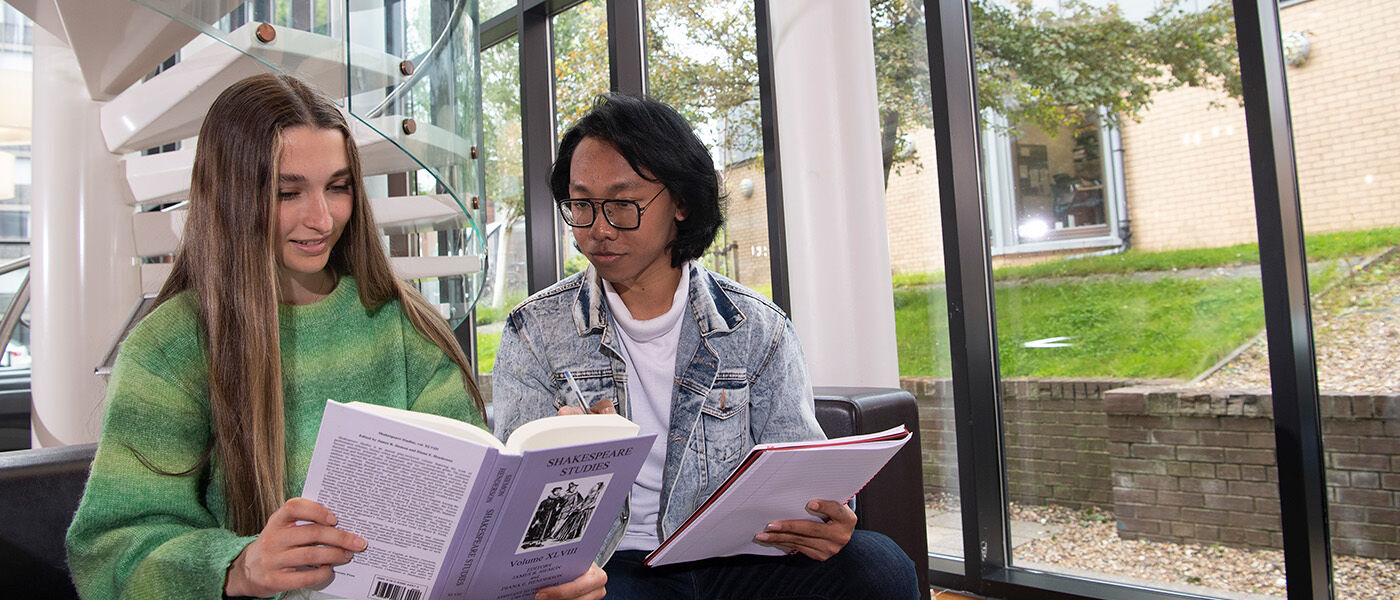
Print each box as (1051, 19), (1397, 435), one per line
(0, 441), (95, 599)
(814, 387), (930, 600)
(0, 387), (929, 600)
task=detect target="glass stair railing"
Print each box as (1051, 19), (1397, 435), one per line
(104, 0), (487, 327)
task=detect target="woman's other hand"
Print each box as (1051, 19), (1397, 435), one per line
(224, 497), (367, 597)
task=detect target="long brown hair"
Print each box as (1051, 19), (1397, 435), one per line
(155, 72), (483, 535)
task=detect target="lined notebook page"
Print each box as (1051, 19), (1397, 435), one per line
(646, 428), (908, 566)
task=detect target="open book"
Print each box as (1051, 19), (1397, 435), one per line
(301, 400), (655, 600)
(643, 425), (911, 567)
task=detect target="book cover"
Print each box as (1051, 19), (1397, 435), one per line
(301, 400), (652, 600)
(444, 437), (648, 599)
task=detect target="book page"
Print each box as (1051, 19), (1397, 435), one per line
(347, 401), (503, 449)
(645, 430), (909, 567)
(503, 413), (642, 453)
(303, 401), (496, 600)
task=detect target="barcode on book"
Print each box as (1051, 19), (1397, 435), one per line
(369, 577), (424, 600)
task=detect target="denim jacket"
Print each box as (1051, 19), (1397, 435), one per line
(491, 262), (825, 563)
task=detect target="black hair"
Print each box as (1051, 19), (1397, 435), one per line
(550, 93), (723, 267)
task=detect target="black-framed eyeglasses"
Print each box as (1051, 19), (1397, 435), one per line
(556, 187), (665, 230)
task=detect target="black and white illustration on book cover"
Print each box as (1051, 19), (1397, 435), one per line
(518, 474), (612, 552)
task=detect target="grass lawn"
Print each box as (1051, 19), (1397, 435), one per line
(478, 330), (501, 374)
(892, 227), (1400, 287)
(478, 227), (1394, 380)
(895, 276), (1266, 379)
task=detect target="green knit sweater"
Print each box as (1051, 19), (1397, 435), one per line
(65, 277), (485, 600)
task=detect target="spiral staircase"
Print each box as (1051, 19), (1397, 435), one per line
(9, 0), (488, 325)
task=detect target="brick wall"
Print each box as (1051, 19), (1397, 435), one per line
(1118, 0), (1400, 252)
(903, 376), (1400, 559)
(1103, 386), (1400, 559)
(882, 127), (945, 276)
(718, 161), (773, 288)
(903, 376), (1142, 510)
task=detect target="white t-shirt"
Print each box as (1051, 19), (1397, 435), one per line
(604, 266), (690, 551)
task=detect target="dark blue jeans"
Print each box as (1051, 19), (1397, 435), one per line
(602, 530), (919, 600)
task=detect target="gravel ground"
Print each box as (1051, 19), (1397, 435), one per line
(927, 494), (1398, 599)
(1197, 249), (1400, 393)
(923, 250), (1400, 597)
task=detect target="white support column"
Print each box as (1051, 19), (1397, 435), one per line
(30, 29), (140, 447)
(768, 1), (899, 388)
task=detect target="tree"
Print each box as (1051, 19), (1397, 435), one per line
(970, 0), (1239, 135)
(873, 0), (935, 187)
(479, 0), (610, 307)
(553, 0), (611, 129)
(646, 0), (760, 166)
(640, 0), (1241, 187)
(482, 37), (525, 307)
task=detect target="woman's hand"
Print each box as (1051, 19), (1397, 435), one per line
(533, 563), (607, 600)
(224, 497), (367, 598)
(753, 499), (857, 561)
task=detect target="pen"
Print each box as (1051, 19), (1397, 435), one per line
(563, 370), (589, 412)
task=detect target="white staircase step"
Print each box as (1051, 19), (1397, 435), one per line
(122, 147), (196, 206)
(122, 115), (470, 204)
(101, 21), (409, 154)
(371, 194), (468, 234)
(69, 0), (243, 100)
(351, 116), (472, 176)
(139, 253), (479, 294)
(131, 194), (472, 258)
(388, 255), (483, 280)
(132, 208), (188, 258)
(139, 262), (173, 296)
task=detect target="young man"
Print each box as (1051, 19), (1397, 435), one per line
(492, 93), (919, 599)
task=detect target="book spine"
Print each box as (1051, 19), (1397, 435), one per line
(439, 453), (523, 599)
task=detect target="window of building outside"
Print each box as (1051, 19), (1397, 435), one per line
(1277, 0), (1400, 593)
(0, 2), (32, 368)
(646, 0), (770, 296)
(984, 110), (1123, 254)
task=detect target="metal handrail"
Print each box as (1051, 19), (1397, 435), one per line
(0, 256), (29, 277)
(0, 258), (30, 358)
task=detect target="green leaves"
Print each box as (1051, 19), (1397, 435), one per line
(970, 0), (1241, 135)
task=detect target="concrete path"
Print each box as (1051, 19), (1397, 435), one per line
(924, 507), (1060, 555)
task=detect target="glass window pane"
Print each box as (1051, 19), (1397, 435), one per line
(477, 35), (523, 377)
(552, 0), (609, 134)
(552, 0), (607, 278)
(0, 4), (31, 265)
(1280, 0), (1400, 595)
(867, 0), (960, 560)
(481, 0), (516, 22)
(971, 2), (1291, 596)
(646, 0), (769, 295)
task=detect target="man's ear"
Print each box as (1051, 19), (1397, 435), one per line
(675, 200), (689, 222)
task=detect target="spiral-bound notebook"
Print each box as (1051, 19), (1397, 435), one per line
(644, 425), (911, 567)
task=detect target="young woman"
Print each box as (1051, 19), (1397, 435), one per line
(65, 73), (605, 600)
